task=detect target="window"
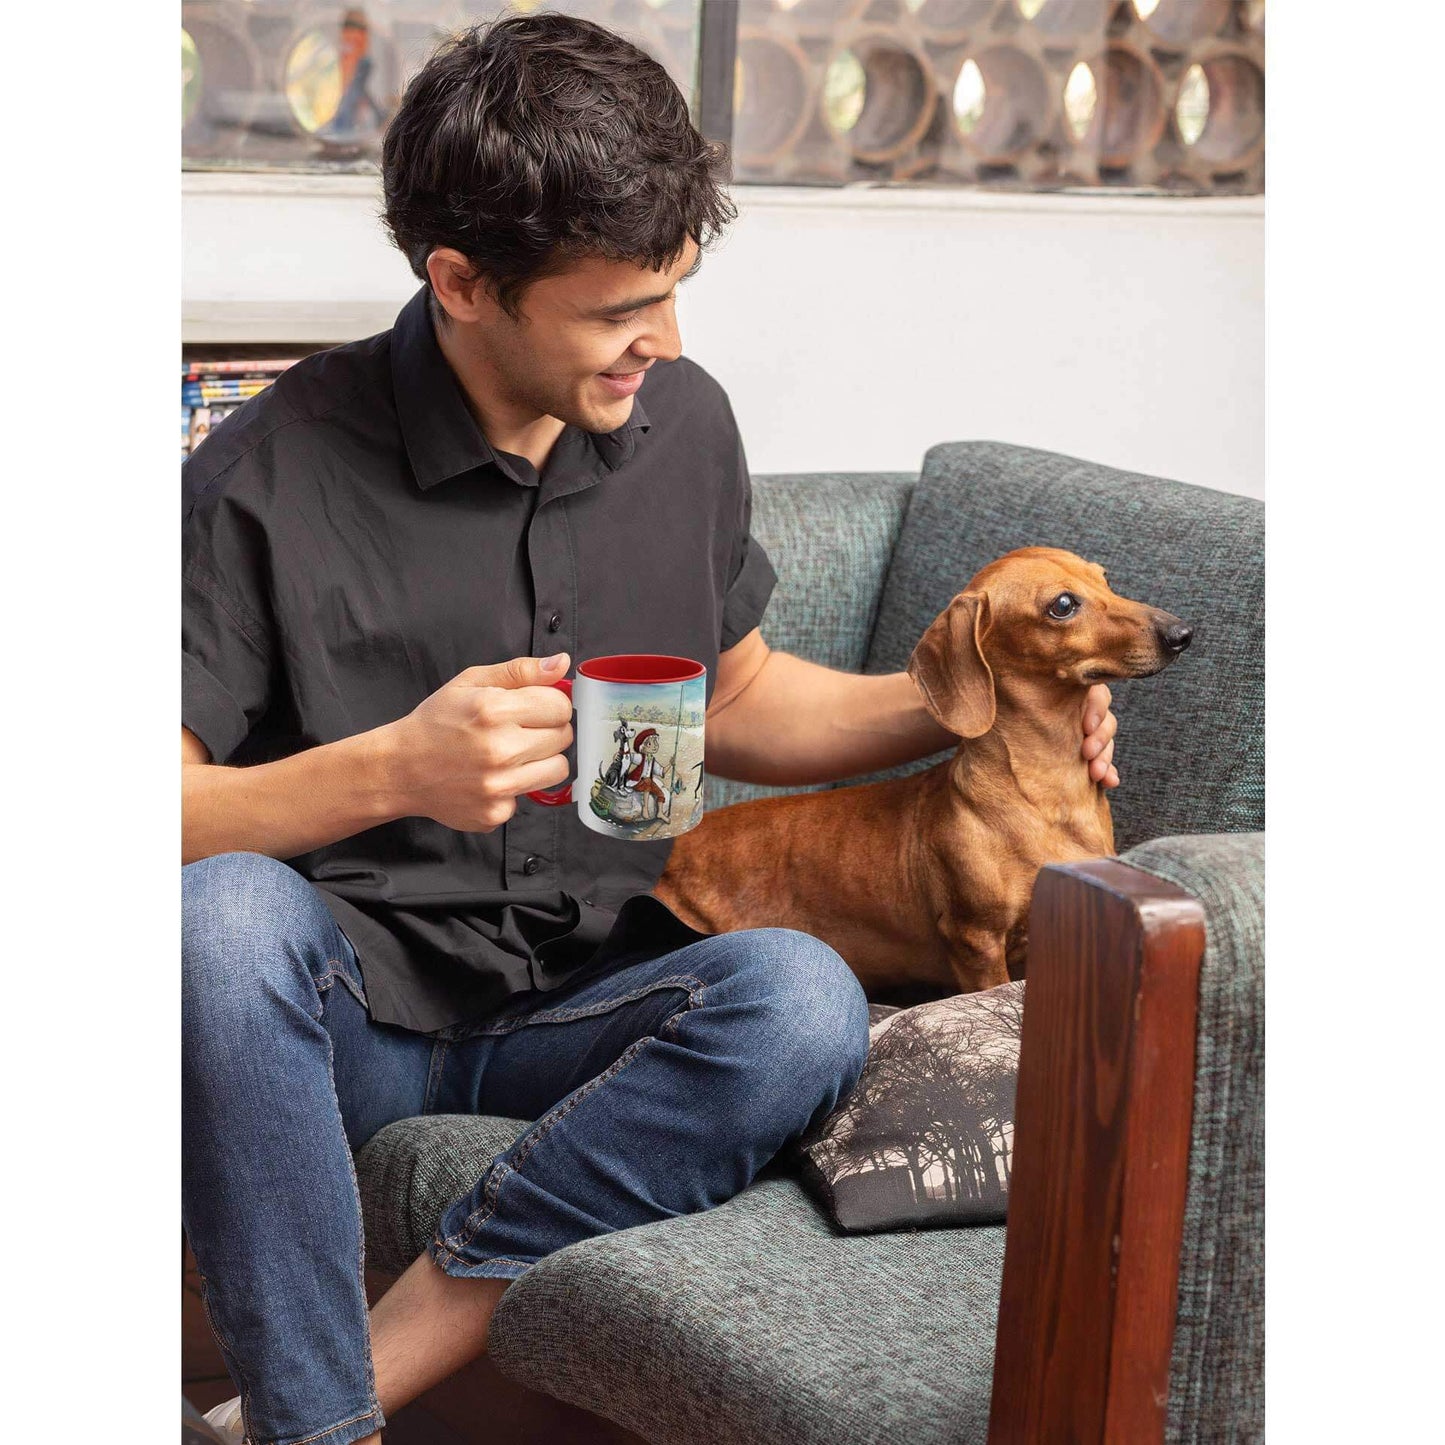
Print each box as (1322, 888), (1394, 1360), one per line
(182, 1), (702, 171)
(181, 0), (1263, 192)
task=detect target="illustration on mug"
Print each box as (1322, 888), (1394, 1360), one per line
(585, 676), (706, 839)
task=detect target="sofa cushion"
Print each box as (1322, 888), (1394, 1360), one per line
(860, 442), (1264, 850)
(357, 1116), (1005, 1442)
(794, 982), (1024, 1231)
(709, 472), (915, 811)
(488, 1171), (1005, 1445)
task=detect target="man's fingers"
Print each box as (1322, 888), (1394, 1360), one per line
(1088, 737), (1115, 780)
(455, 686), (573, 731)
(1104, 764), (1120, 789)
(508, 722), (576, 767)
(1083, 682), (1112, 733)
(1082, 710), (1118, 759)
(453, 653), (571, 690)
(508, 686), (576, 726)
(448, 661), (574, 726)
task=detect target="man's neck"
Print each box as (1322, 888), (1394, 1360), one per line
(434, 313), (567, 474)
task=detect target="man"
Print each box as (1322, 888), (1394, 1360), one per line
(183, 15), (1119, 1445)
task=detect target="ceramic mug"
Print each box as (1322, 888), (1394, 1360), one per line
(526, 654), (707, 840)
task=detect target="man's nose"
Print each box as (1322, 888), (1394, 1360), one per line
(637, 300), (683, 362)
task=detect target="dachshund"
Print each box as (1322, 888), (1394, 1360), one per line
(652, 547), (1192, 1000)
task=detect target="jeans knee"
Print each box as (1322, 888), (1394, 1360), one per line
(182, 852), (337, 1021)
(734, 928), (871, 1113)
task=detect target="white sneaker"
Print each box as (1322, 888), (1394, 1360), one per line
(202, 1397), (246, 1443)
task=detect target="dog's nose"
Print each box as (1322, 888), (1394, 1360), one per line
(1159, 621), (1193, 653)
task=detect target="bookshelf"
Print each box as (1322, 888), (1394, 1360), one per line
(181, 341), (330, 460)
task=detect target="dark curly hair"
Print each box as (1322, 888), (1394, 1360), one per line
(380, 12), (737, 321)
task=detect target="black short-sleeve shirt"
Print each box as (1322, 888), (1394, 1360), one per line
(182, 285), (778, 1035)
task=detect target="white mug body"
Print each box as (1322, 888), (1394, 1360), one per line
(572, 658), (706, 841)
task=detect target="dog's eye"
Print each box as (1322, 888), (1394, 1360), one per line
(1047, 592), (1080, 619)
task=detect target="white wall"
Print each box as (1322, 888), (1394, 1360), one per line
(183, 174), (1263, 497)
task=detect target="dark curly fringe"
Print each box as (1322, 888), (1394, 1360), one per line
(380, 12), (737, 320)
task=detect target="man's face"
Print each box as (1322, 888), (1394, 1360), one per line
(470, 236), (700, 435)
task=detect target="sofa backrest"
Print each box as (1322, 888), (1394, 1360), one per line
(707, 472), (916, 811)
(861, 441), (1264, 851)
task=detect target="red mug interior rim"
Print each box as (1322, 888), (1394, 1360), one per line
(577, 654), (706, 685)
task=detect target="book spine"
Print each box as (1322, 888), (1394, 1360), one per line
(180, 357), (298, 376)
(182, 382), (270, 404)
(182, 372), (285, 386)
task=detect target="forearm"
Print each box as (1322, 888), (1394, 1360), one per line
(705, 651), (957, 787)
(183, 726), (402, 864)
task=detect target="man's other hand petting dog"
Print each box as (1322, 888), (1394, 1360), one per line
(653, 548), (1192, 999)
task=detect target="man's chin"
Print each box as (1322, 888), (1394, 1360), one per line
(579, 393), (633, 432)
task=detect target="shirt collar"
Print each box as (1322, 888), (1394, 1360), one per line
(390, 285), (651, 492)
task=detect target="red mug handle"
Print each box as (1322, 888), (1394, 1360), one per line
(525, 675), (574, 806)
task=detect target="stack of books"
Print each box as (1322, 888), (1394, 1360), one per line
(182, 357), (300, 459)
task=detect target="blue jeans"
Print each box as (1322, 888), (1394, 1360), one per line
(182, 852), (870, 1445)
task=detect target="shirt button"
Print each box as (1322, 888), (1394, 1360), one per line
(523, 855), (542, 875)
(547, 611), (562, 632)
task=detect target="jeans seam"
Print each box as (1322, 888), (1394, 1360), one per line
(273, 1404), (385, 1445)
(423, 1038), (450, 1114)
(435, 1039), (647, 1257)
(196, 1268), (256, 1439)
(430, 1247), (534, 1273)
(191, 940), (378, 1445)
(315, 1031), (384, 1436)
(435, 981), (706, 1260)
(264, 1404), (381, 1445)
(313, 959), (367, 1013)
(467, 972), (708, 1038)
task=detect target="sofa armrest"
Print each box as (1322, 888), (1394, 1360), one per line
(989, 832), (1264, 1445)
(988, 849), (1202, 1439)
(988, 850), (1206, 1443)
(1112, 832), (1266, 1444)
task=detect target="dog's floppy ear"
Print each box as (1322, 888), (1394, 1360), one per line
(906, 590), (996, 740)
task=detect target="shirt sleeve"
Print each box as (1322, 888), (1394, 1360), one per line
(719, 429), (779, 651)
(182, 561), (273, 765)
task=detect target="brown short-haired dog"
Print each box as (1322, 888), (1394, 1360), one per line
(653, 547), (1192, 999)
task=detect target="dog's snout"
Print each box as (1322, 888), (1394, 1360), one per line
(1158, 620), (1193, 653)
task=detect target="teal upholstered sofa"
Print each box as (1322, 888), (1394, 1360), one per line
(355, 441), (1265, 1444)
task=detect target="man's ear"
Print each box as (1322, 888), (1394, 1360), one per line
(906, 591), (996, 740)
(425, 247), (490, 324)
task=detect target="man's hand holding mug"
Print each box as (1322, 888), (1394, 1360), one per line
(378, 652), (576, 834)
(378, 651), (707, 839)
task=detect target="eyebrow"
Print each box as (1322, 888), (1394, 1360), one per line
(583, 251), (704, 318)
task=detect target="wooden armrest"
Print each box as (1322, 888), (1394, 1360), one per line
(988, 859), (1206, 1445)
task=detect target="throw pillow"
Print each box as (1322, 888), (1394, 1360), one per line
(794, 981), (1025, 1232)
